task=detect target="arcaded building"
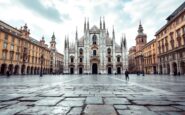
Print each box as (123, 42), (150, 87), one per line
(0, 21), (51, 75)
(155, 2), (185, 75)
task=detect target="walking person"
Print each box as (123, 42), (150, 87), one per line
(125, 69), (129, 81)
(6, 70), (10, 77)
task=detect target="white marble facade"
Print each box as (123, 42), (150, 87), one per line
(64, 18), (127, 74)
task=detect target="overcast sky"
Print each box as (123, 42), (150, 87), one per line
(0, 0), (184, 53)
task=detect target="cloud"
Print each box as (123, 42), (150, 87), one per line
(0, 0), (185, 54)
(18, 0), (66, 22)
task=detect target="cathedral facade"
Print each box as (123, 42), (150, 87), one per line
(64, 18), (127, 74)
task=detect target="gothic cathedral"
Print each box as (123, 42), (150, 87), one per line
(64, 18), (127, 74)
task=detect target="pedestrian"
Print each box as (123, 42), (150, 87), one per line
(6, 70), (10, 77)
(125, 69), (129, 81)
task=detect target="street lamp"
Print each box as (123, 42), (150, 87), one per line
(141, 54), (145, 76)
(40, 53), (44, 77)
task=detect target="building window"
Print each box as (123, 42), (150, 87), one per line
(11, 37), (14, 43)
(32, 57), (34, 63)
(117, 57), (120, 62)
(108, 57), (111, 62)
(107, 48), (111, 54)
(183, 26), (185, 34)
(16, 54), (19, 61)
(176, 29), (181, 37)
(3, 42), (7, 49)
(93, 50), (96, 56)
(79, 48), (83, 55)
(92, 34), (97, 45)
(2, 51), (7, 60)
(4, 33), (8, 41)
(170, 33), (174, 49)
(71, 57), (74, 63)
(80, 57), (83, 62)
(10, 52), (14, 60)
(10, 44), (14, 50)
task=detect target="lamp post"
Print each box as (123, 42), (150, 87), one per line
(40, 54), (44, 77)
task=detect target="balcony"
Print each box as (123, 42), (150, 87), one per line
(91, 44), (98, 49)
(90, 55), (100, 62)
(116, 62), (122, 66)
(68, 62), (75, 66)
(106, 54), (112, 57)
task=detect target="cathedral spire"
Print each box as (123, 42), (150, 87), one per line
(107, 29), (109, 37)
(76, 26), (78, 40)
(112, 26), (115, 39)
(64, 36), (66, 49)
(84, 17), (86, 32)
(138, 20), (144, 34)
(67, 35), (69, 48)
(100, 16), (102, 30)
(87, 17), (89, 30)
(123, 33), (127, 49)
(103, 16), (105, 30)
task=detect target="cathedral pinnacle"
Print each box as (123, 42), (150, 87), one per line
(112, 26), (115, 39)
(76, 26), (78, 40)
(103, 16), (105, 30)
(87, 18), (89, 30)
(100, 16), (102, 29)
(84, 17), (86, 32)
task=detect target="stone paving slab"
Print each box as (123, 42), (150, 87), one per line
(148, 106), (182, 112)
(0, 105), (28, 115)
(0, 75), (185, 114)
(133, 100), (177, 106)
(19, 96), (44, 102)
(58, 100), (84, 107)
(0, 95), (22, 102)
(83, 105), (117, 115)
(86, 96), (103, 104)
(104, 97), (131, 105)
(34, 97), (64, 106)
(68, 107), (83, 115)
(117, 110), (158, 115)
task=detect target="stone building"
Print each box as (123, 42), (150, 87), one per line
(142, 39), (157, 74)
(0, 20), (51, 75)
(128, 22), (147, 73)
(64, 18), (127, 74)
(50, 33), (64, 74)
(155, 2), (185, 75)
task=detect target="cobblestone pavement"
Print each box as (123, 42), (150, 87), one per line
(0, 74), (185, 115)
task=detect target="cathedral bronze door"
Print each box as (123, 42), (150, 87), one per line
(108, 67), (112, 74)
(79, 67), (83, 74)
(92, 63), (98, 74)
(70, 68), (74, 74)
(117, 67), (121, 74)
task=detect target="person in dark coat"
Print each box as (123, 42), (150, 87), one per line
(6, 70), (10, 77)
(125, 69), (129, 81)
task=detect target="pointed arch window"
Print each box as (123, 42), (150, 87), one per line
(79, 48), (83, 55)
(71, 57), (74, 63)
(107, 48), (111, 55)
(93, 50), (96, 56)
(117, 57), (120, 62)
(92, 34), (97, 45)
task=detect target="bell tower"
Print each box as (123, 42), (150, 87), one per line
(135, 21), (147, 51)
(50, 32), (56, 50)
